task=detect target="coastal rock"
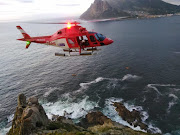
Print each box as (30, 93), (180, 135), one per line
(113, 102), (148, 131)
(28, 96), (38, 105)
(80, 111), (113, 128)
(18, 93), (27, 108)
(8, 94), (49, 135)
(80, 111), (154, 135)
(7, 94), (159, 135)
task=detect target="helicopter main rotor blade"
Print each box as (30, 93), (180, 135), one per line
(25, 21), (80, 25)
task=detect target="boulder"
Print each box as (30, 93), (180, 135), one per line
(79, 111), (112, 128)
(28, 96), (38, 105)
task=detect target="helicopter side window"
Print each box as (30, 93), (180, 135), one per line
(57, 31), (62, 34)
(90, 35), (96, 42)
(68, 39), (75, 45)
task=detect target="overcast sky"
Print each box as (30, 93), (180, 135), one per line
(0, 0), (179, 22)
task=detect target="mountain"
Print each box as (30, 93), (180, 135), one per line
(80, 0), (130, 20)
(106, 0), (180, 15)
(80, 0), (180, 20)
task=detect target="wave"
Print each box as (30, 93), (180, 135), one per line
(146, 84), (177, 95)
(42, 96), (98, 120)
(121, 74), (141, 81)
(7, 114), (14, 123)
(174, 52), (180, 54)
(169, 94), (178, 100)
(149, 84), (176, 87)
(147, 84), (163, 95)
(43, 87), (59, 97)
(167, 94), (179, 113)
(74, 77), (104, 93)
(0, 114), (14, 135)
(0, 127), (11, 135)
(79, 77), (104, 89)
(75, 74), (141, 93)
(102, 97), (161, 134)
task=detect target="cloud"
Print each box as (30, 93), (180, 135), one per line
(0, 2), (8, 5)
(16, 0), (33, 3)
(57, 4), (80, 7)
(0, 0), (94, 21)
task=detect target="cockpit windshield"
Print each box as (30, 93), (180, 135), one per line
(95, 33), (106, 41)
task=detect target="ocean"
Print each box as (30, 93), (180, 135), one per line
(0, 16), (180, 135)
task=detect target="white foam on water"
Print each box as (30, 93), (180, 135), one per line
(102, 98), (147, 133)
(121, 74), (141, 81)
(164, 133), (172, 135)
(167, 94), (179, 113)
(152, 84), (176, 87)
(7, 114), (14, 123)
(148, 124), (162, 134)
(174, 88), (180, 91)
(174, 52), (180, 54)
(74, 75), (141, 94)
(147, 84), (177, 95)
(147, 84), (163, 95)
(169, 94), (178, 100)
(75, 77), (104, 93)
(79, 77), (104, 88)
(42, 96), (98, 120)
(43, 87), (58, 97)
(167, 101), (176, 113)
(102, 97), (162, 134)
(0, 127), (11, 135)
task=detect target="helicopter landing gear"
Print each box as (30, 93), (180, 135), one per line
(79, 47), (81, 55)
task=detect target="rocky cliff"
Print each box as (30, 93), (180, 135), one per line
(80, 0), (129, 20)
(7, 94), (161, 135)
(80, 0), (180, 20)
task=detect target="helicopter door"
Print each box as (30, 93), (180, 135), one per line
(77, 36), (89, 46)
(90, 35), (97, 45)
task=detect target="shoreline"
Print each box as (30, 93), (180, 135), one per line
(80, 13), (180, 22)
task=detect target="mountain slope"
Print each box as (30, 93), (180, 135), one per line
(80, 0), (129, 20)
(106, 0), (180, 15)
(80, 0), (180, 20)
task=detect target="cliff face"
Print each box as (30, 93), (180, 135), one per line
(80, 0), (129, 20)
(80, 0), (180, 20)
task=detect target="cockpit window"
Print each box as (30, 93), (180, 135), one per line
(95, 33), (106, 41)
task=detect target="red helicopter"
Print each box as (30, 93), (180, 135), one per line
(16, 21), (114, 56)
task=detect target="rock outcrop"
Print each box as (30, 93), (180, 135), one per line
(8, 94), (49, 135)
(8, 94), (160, 135)
(79, 111), (113, 128)
(113, 102), (148, 131)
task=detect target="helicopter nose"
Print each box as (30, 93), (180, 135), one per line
(104, 38), (114, 45)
